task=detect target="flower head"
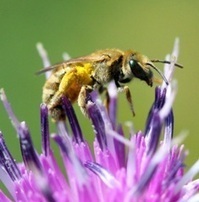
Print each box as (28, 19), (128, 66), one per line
(0, 39), (199, 202)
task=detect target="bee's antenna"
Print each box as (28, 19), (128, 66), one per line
(146, 62), (169, 85)
(151, 59), (183, 68)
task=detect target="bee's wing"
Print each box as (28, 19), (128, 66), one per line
(36, 54), (107, 75)
(36, 64), (61, 74)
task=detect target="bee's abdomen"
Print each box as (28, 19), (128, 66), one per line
(42, 72), (64, 105)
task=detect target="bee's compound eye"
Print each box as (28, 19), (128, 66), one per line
(129, 59), (136, 69)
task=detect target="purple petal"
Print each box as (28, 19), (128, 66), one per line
(0, 190), (11, 202)
(40, 151), (69, 192)
(61, 96), (83, 143)
(18, 122), (42, 172)
(74, 141), (94, 163)
(163, 109), (174, 143)
(93, 139), (118, 174)
(107, 81), (118, 128)
(145, 87), (166, 136)
(85, 161), (120, 188)
(0, 132), (21, 181)
(40, 103), (50, 156)
(0, 89), (20, 131)
(87, 101), (107, 150)
(145, 113), (162, 155)
(52, 133), (88, 186)
(52, 134), (70, 159)
(113, 125), (125, 168)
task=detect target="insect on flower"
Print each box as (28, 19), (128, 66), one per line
(37, 49), (183, 121)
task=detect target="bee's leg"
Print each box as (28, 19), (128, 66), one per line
(78, 85), (93, 117)
(119, 85), (135, 116)
(114, 80), (135, 116)
(98, 85), (105, 94)
(90, 75), (110, 111)
(47, 91), (66, 121)
(50, 105), (66, 121)
(97, 85), (110, 112)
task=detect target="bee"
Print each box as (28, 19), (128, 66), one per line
(38, 49), (182, 121)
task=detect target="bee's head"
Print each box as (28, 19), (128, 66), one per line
(119, 50), (168, 86)
(128, 54), (154, 86)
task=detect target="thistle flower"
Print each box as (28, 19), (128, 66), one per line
(0, 39), (199, 202)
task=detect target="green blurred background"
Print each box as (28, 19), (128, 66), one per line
(0, 1), (198, 169)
